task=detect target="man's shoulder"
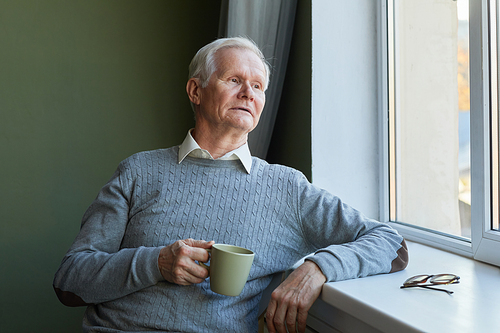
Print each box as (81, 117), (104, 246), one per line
(120, 146), (178, 169)
(251, 157), (306, 180)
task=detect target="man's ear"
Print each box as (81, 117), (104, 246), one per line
(186, 78), (202, 106)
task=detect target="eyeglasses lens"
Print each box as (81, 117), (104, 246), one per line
(404, 275), (430, 285)
(404, 274), (459, 286)
(430, 274), (459, 284)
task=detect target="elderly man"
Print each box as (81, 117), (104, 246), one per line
(54, 37), (408, 333)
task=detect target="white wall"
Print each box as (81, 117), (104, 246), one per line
(311, 0), (380, 218)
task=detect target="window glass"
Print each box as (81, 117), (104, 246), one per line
(494, 0), (500, 231)
(391, 0), (470, 238)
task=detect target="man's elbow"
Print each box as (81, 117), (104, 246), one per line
(54, 286), (91, 307)
(390, 239), (409, 273)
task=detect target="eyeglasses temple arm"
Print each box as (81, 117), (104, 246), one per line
(400, 285), (454, 295)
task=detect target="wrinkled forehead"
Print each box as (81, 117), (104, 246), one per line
(213, 47), (268, 85)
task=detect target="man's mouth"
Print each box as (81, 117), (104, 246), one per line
(232, 107), (251, 113)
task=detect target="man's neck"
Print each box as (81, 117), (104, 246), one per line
(191, 126), (248, 159)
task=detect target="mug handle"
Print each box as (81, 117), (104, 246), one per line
(198, 249), (211, 272)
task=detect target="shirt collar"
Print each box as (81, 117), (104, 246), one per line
(178, 129), (252, 174)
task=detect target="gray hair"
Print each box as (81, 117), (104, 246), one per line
(188, 36), (270, 91)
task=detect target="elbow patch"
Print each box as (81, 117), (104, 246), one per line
(54, 286), (90, 307)
(390, 239), (409, 273)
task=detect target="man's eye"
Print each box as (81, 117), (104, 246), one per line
(231, 78), (238, 83)
(254, 84), (261, 89)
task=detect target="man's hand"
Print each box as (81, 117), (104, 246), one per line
(266, 261), (326, 333)
(158, 238), (214, 285)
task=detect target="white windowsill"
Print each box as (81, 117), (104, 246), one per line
(310, 241), (500, 333)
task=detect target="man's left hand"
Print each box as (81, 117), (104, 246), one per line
(265, 260), (326, 333)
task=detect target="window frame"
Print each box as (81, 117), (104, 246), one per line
(380, 0), (500, 267)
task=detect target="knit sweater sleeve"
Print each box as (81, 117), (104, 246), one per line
(53, 162), (164, 306)
(293, 173), (408, 282)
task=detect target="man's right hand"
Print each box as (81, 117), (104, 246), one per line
(158, 238), (214, 285)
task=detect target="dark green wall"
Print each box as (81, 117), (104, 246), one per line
(0, 1), (220, 331)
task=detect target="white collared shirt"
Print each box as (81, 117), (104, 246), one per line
(178, 129), (252, 174)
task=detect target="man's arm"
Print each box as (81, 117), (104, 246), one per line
(53, 166), (164, 305)
(266, 240), (408, 333)
(294, 173), (409, 282)
(264, 173), (409, 333)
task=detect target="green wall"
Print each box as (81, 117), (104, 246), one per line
(0, 1), (220, 331)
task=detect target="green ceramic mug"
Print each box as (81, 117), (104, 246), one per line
(199, 244), (255, 296)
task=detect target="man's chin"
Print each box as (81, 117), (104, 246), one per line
(227, 117), (258, 133)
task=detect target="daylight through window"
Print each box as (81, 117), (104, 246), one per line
(389, 0), (471, 239)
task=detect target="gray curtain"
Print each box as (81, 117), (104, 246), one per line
(219, 0), (297, 159)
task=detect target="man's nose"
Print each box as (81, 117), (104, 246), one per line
(238, 81), (255, 101)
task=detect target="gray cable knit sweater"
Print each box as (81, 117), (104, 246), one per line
(53, 147), (407, 332)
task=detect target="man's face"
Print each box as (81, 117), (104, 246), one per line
(193, 47), (266, 136)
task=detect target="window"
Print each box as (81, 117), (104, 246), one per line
(489, 0), (500, 232)
(384, 0), (500, 266)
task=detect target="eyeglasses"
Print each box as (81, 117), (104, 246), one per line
(400, 274), (460, 295)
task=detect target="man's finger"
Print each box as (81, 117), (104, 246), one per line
(185, 258), (210, 278)
(189, 247), (211, 263)
(265, 299), (278, 333)
(284, 304), (298, 333)
(184, 240), (214, 262)
(184, 238), (214, 249)
(272, 297), (290, 333)
(297, 309), (309, 333)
